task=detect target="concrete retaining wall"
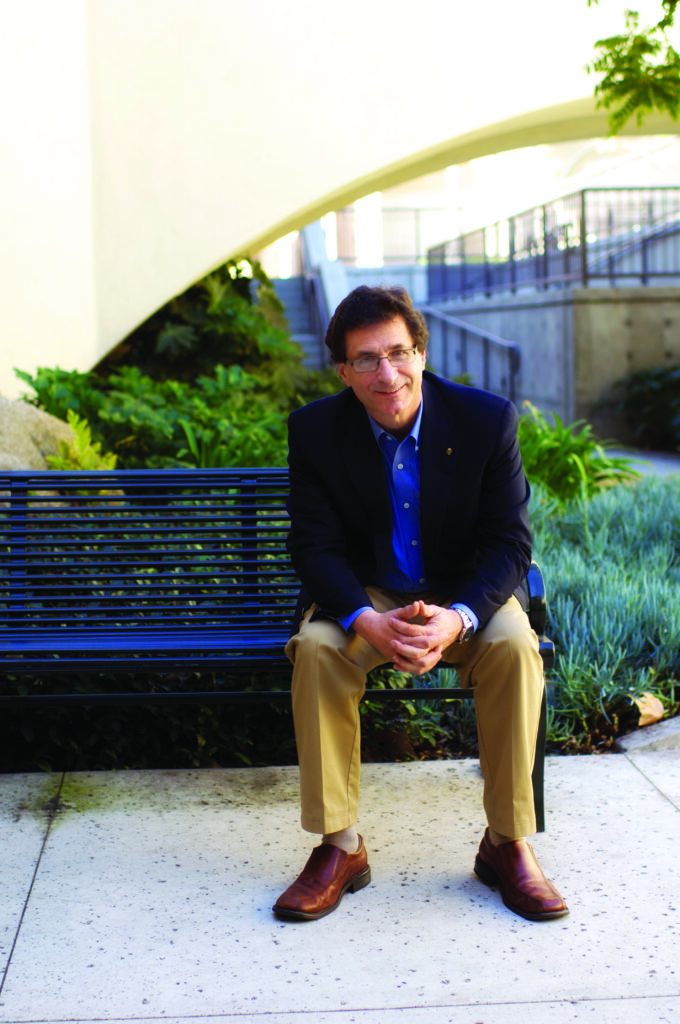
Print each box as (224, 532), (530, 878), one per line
(439, 287), (680, 443)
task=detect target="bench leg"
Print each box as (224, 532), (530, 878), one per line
(531, 686), (547, 833)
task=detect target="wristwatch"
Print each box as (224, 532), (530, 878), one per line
(455, 608), (475, 643)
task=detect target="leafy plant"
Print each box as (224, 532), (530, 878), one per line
(17, 253), (343, 471)
(98, 258), (300, 381)
(18, 364), (293, 469)
(14, 366), (108, 424)
(587, 1), (680, 132)
(359, 667), (479, 761)
(533, 475), (680, 751)
(610, 362), (680, 451)
(45, 409), (117, 470)
(518, 401), (639, 503)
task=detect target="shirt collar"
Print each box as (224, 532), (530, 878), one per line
(367, 397), (423, 448)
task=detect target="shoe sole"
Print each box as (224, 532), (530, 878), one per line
(273, 864), (372, 922)
(474, 855), (569, 922)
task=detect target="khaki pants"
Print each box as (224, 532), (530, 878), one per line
(285, 588), (544, 839)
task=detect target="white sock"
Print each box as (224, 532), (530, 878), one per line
(323, 827), (360, 853)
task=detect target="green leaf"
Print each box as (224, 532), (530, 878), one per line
(587, 4), (680, 132)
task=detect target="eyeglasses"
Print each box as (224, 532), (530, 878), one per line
(345, 348), (418, 374)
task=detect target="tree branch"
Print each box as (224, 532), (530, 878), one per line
(586, 2), (680, 133)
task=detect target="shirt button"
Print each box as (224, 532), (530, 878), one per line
(397, 463), (403, 470)
(403, 502), (410, 509)
(411, 539), (418, 547)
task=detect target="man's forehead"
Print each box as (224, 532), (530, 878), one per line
(344, 316), (412, 356)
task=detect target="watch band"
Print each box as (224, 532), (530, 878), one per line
(455, 608), (475, 643)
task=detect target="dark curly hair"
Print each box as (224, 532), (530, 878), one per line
(324, 285), (428, 363)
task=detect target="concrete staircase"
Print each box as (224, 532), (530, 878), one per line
(272, 276), (325, 370)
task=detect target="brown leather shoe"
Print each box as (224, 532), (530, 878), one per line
(474, 828), (568, 921)
(273, 837), (371, 921)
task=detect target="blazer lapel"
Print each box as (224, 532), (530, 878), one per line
(419, 377), (461, 560)
(337, 392), (392, 532)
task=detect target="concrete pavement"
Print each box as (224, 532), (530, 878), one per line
(1, 720), (679, 1024)
(608, 447), (680, 477)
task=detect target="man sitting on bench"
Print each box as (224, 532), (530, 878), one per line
(274, 285), (567, 923)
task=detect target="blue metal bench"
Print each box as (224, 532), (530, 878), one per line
(0, 468), (553, 828)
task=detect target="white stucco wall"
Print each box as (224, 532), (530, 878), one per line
(1, 0), (99, 389)
(0, 0), (677, 396)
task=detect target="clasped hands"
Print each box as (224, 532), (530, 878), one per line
(353, 601), (464, 675)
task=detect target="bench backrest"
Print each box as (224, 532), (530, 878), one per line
(0, 468), (298, 633)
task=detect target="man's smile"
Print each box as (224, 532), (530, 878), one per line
(337, 316), (426, 439)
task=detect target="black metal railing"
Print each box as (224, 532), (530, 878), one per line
(427, 187), (680, 301)
(420, 305), (521, 402)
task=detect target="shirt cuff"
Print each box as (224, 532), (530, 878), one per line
(338, 605), (374, 632)
(452, 602), (479, 633)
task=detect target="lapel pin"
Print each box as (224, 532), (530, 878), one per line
(446, 447), (452, 456)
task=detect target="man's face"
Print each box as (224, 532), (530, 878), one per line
(337, 316), (426, 438)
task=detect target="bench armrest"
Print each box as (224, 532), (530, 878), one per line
(527, 559), (555, 672)
(527, 559), (547, 635)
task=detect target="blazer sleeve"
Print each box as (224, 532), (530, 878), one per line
(286, 405), (375, 621)
(451, 399), (532, 628)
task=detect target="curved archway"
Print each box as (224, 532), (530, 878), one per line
(1, 0), (676, 396)
(244, 97), (676, 252)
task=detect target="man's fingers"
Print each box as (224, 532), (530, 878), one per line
(392, 637), (423, 657)
(416, 600), (441, 619)
(393, 639), (444, 673)
(393, 647), (443, 675)
(390, 602), (420, 622)
(389, 614), (425, 638)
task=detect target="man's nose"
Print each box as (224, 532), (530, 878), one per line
(376, 355), (398, 381)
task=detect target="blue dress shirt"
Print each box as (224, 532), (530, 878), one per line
(338, 401), (478, 636)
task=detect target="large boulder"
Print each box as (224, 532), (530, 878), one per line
(0, 397), (75, 471)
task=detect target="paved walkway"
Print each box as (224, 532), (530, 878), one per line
(608, 447), (680, 477)
(1, 717), (679, 1024)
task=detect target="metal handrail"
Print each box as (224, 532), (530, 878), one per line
(419, 304), (521, 402)
(428, 186), (680, 300)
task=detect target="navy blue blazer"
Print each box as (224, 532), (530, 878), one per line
(286, 370), (532, 631)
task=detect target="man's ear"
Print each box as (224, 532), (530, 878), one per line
(337, 362), (350, 387)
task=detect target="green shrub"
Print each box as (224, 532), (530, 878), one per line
(18, 364), (291, 469)
(610, 362), (680, 452)
(45, 409), (117, 471)
(18, 361), (342, 470)
(16, 254), (342, 471)
(360, 667), (480, 761)
(518, 400), (639, 503)
(99, 257), (298, 381)
(533, 475), (680, 751)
